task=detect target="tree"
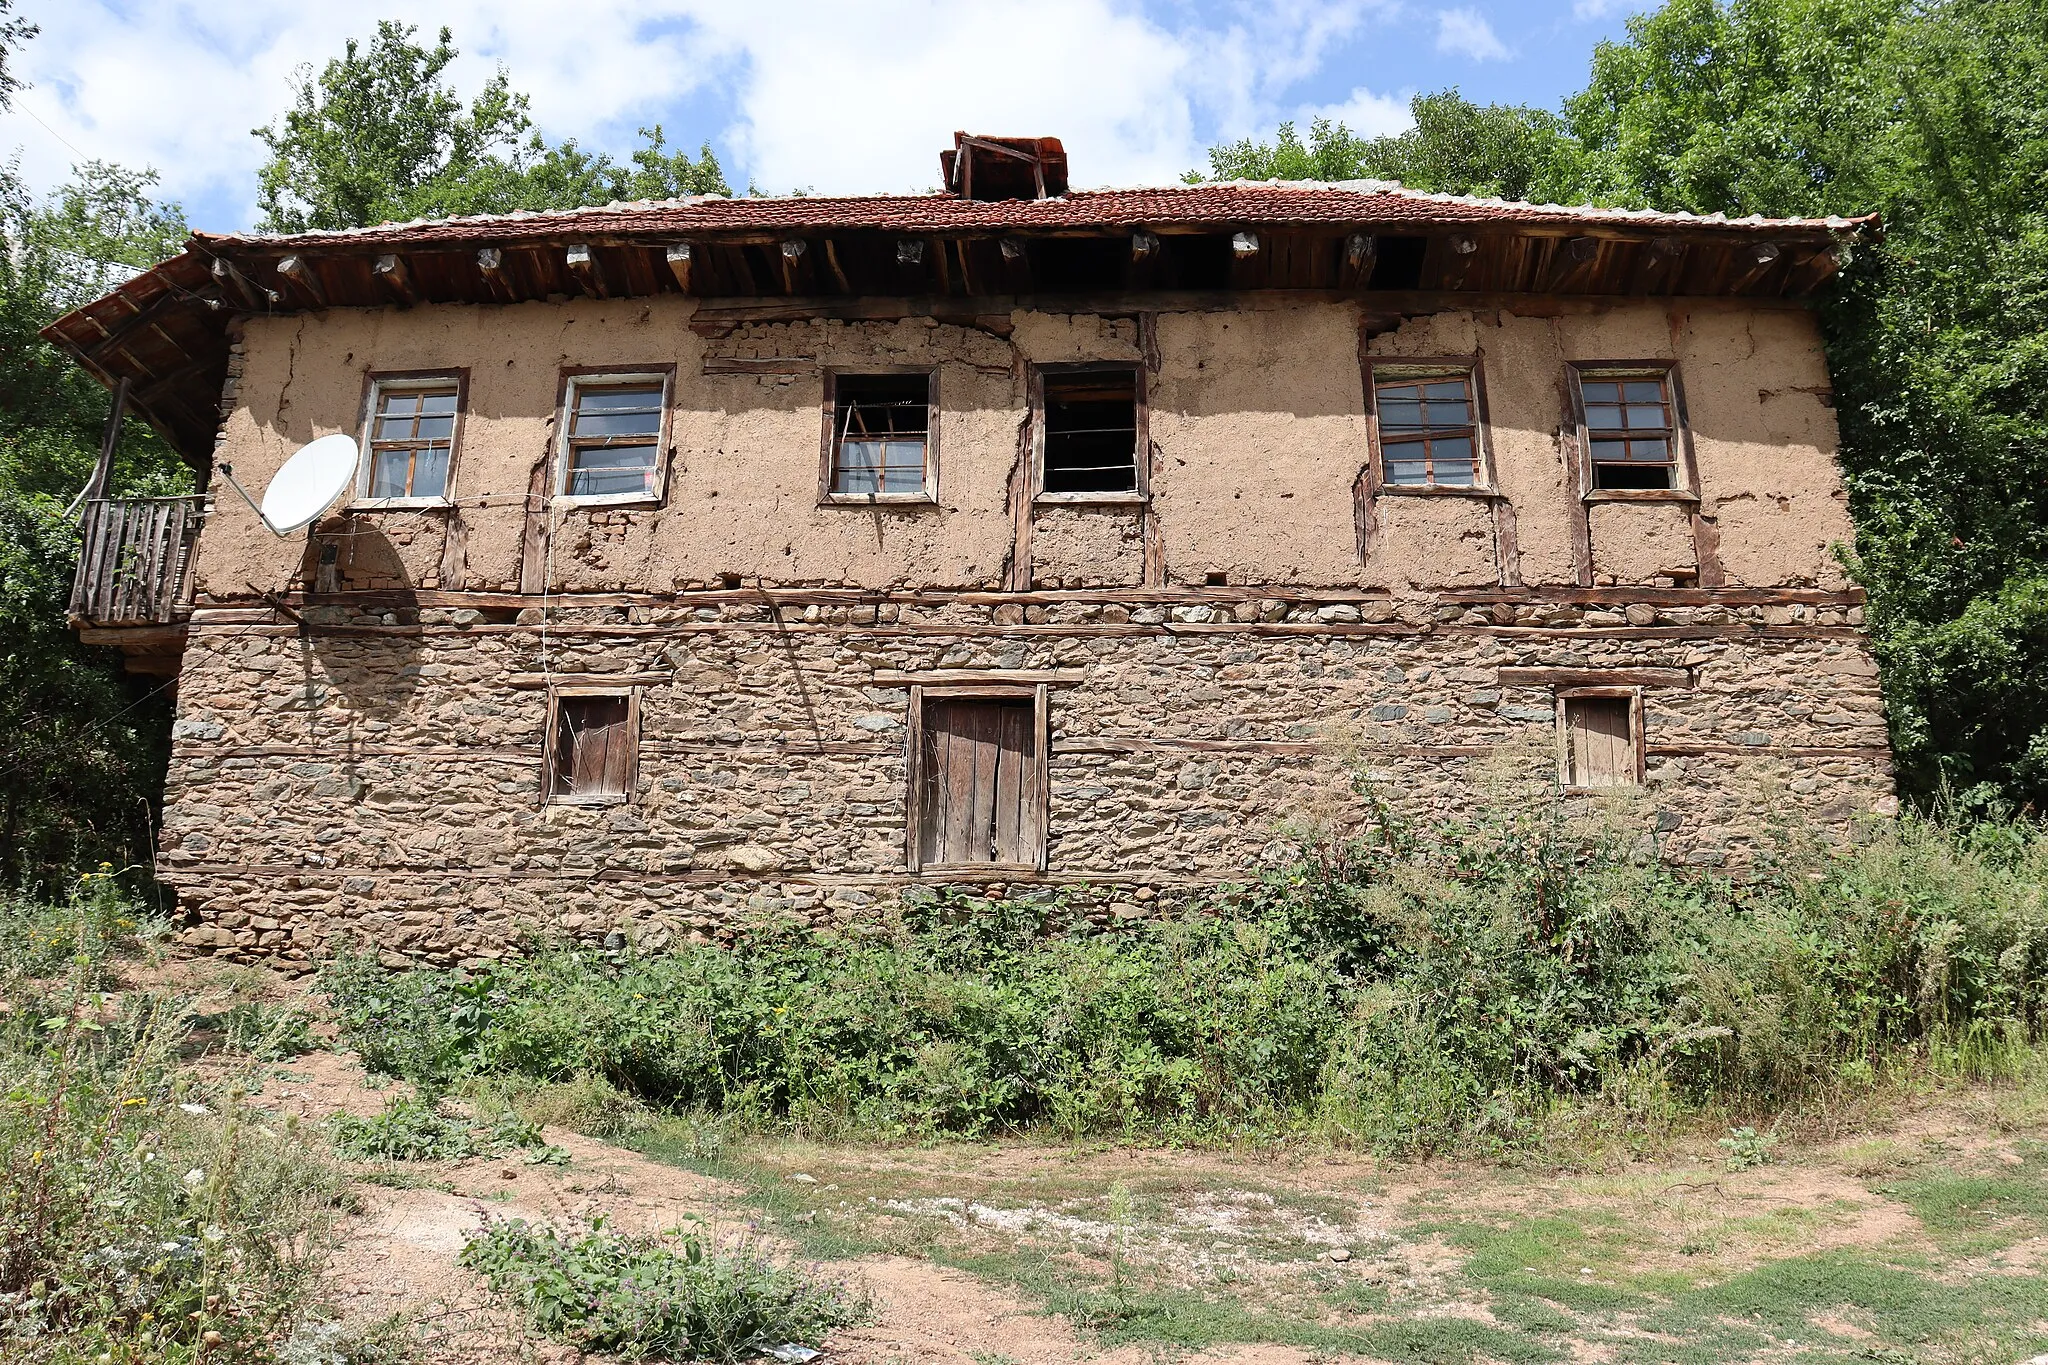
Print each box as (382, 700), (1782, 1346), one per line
(1194, 93), (1581, 202)
(1, 13), (191, 884)
(1199, 0), (2048, 816)
(0, 0), (32, 112)
(254, 22), (729, 233)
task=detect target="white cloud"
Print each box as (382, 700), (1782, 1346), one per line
(0, 0), (1407, 229)
(1435, 8), (1511, 62)
(1301, 86), (1414, 141)
(1572, 0), (1621, 17)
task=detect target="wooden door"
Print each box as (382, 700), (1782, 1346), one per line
(918, 697), (1042, 866)
(1564, 694), (1636, 787)
(552, 694), (632, 798)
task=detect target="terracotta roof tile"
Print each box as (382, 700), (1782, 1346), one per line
(194, 181), (1872, 249)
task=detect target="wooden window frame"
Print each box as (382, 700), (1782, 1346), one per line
(552, 366), (676, 509)
(542, 683), (641, 807)
(353, 370), (467, 509)
(1554, 686), (1646, 789)
(818, 366), (940, 506)
(1567, 361), (1699, 504)
(1362, 356), (1498, 498)
(1030, 361), (1149, 506)
(903, 682), (1050, 875)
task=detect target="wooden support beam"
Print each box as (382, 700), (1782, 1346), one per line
(896, 237), (928, 291)
(1726, 240), (1783, 293)
(209, 257), (267, 310)
(1778, 244), (1840, 296)
(1342, 232), (1376, 287)
(1131, 231), (1159, 262)
(822, 239), (852, 294)
(1229, 231), (1260, 288)
(275, 255), (327, 307)
(565, 244), (608, 298)
(374, 254), (417, 306)
(778, 238), (807, 295)
(999, 236), (1031, 291)
(664, 243), (694, 293)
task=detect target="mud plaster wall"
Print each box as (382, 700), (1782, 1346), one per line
(160, 590), (1893, 967)
(195, 297), (1852, 600)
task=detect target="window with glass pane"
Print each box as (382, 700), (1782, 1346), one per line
(366, 384), (458, 499)
(1374, 372), (1479, 487)
(563, 382), (664, 498)
(1583, 374), (1678, 490)
(831, 374), (930, 496)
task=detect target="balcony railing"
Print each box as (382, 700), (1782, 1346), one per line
(69, 495), (207, 626)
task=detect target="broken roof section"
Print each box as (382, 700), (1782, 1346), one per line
(43, 139), (1877, 465)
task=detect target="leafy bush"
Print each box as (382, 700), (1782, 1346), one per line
(318, 945), (490, 1099)
(321, 805), (2048, 1152)
(0, 890), (341, 1362)
(330, 1094), (560, 1163)
(459, 1218), (865, 1363)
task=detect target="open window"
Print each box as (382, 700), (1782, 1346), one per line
(1573, 366), (1688, 493)
(822, 371), (935, 501)
(1036, 366), (1142, 500)
(358, 375), (462, 505)
(556, 372), (670, 504)
(907, 686), (1048, 871)
(1370, 364), (1486, 489)
(545, 690), (638, 805)
(1556, 689), (1642, 788)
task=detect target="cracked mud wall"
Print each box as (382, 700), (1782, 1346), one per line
(196, 294), (1853, 600)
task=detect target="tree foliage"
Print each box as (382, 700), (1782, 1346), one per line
(1201, 0), (2048, 816)
(253, 22), (729, 233)
(0, 15), (191, 883)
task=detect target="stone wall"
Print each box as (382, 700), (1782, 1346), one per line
(158, 587), (1893, 968)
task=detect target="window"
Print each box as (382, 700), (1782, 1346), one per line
(1582, 372), (1679, 491)
(1558, 691), (1640, 788)
(1039, 368), (1140, 497)
(546, 691), (637, 803)
(910, 690), (1046, 870)
(558, 375), (668, 501)
(360, 379), (459, 503)
(1373, 369), (1481, 488)
(826, 373), (933, 498)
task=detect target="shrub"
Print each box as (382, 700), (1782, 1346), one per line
(330, 1094), (561, 1163)
(0, 891), (342, 1362)
(459, 1218), (866, 1362)
(320, 804), (2048, 1152)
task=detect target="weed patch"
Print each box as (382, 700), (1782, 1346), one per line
(459, 1217), (866, 1362)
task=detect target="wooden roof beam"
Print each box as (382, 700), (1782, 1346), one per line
(565, 244), (609, 298)
(1341, 232), (1376, 288)
(664, 243), (694, 294)
(1726, 240), (1784, 293)
(210, 257), (272, 310)
(275, 255), (328, 308)
(374, 254), (417, 306)
(778, 239), (809, 295)
(1229, 231), (1260, 288)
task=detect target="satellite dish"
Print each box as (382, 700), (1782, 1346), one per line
(217, 433), (361, 537)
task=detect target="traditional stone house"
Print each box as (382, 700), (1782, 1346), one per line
(46, 135), (1892, 967)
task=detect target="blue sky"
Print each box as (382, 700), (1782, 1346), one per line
(0, 0), (1653, 235)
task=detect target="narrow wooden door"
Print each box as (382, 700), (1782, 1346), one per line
(1564, 694), (1635, 787)
(918, 697), (1042, 866)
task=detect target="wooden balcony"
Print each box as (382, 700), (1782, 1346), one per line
(69, 495), (207, 628)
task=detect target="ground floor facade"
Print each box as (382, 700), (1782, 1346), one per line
(155, 585), (1894, 968)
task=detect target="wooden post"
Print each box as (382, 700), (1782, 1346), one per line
(85, 377), (130, 504)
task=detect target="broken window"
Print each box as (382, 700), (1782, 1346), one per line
(361, 380), (458, 502)
(915, 694), (1044, 868)
(560, 377), (666, 500)
(829, 373), (932, 497)
(1374, 370), (1480, 487)
(547, 692), (636, 803)
(1559, 692), (1639, 787)
(1040, 368), (1140, 496)
(1583, 373), (1679, 491)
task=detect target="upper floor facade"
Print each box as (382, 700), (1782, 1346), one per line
(46, 135), (1875, 621)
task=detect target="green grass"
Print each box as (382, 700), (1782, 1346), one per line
(1888, 1141), (2048, 1254)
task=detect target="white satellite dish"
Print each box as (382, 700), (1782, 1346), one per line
(217, 433), (361, 537)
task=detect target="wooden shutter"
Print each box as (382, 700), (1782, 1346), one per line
(1563, 694), (1637, 787)
(551, 694), (633, 799)
(917, 697), (1042, 866)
